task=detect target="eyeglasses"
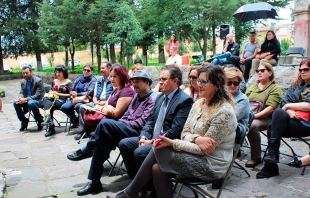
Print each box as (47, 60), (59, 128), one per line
(83, 69), (91, 72)
(255, 69), (268, 74)
(188, 75), (198, 80)
(227, 81), (240, 86)
(299, 68), (310, 73)
(196, 78), (211, 86)
(158, 77), (171, 82)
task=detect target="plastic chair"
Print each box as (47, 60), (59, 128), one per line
(172, 124), (247, 198)
(279, 47), (306, 67)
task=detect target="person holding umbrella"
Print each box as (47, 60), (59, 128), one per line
(250, 30), (281, 76)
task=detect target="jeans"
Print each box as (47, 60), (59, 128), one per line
(213, 52), (232, 65)
(60, 100), (83, 121)
(13, 100), (43, 122)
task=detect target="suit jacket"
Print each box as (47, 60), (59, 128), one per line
(140, 88), (194, 140)
(19, 75), (45, 101)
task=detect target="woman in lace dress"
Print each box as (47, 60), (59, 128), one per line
(107, 66), (237, 198)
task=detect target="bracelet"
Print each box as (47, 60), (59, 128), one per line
(193, 136), (199, 143)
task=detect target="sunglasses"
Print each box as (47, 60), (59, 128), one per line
(196, 79), (211, 86)
(299, 68), (310, 73)
(83, 69), (91, 72)
(158, 77), (171, 82)
(255, 69), (269, 74)
(188, 75), (198, 80)
(227, 81), (240, 86)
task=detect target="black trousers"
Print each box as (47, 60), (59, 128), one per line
(42, 97), (64, 119)
(267, 108), (310, 139)
(87, 119), (139, 182)
(118, 137), (153, 179)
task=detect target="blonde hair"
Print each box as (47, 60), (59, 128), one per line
(224, 67), (243, 82)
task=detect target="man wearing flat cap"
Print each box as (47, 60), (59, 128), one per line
(67, 70), (157, 196)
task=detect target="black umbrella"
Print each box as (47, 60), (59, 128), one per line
(233, 2), (278, 22)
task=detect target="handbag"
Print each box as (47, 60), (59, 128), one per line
(84, 110), (106, 126)
(294, 110), (310, 122)
(72, 95), (89, 105)
(249, 84), (273, 114)
(44, 92), (59, 99)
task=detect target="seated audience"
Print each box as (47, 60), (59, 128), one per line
(208, 34), (240, 66)
(119, 65), (193, 181)
(184, 67), (201, 101)
(166, 46), (182, 67)
(257, 59), (310, 178)
(107, 65), (237, 198)
(251, 30), (280, 76)
(129, 59), (143, 77)
(60, 63), (96, 128)
(224, 67), (250, 136)
(41, 65), (72, 137)
(75, 64), (135, 140)
(230, 31), (260, 81)
(245, 62), (283, 168)
(74, 61), (113, 140)
(67, 70), (157, 196)
(13, 65), (45, 131)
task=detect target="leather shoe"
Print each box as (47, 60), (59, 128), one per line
(288, 156), (302, 168)
(245, 159), (262, 168)
(20, 119), (29, 131)
(67, 149), (92, 161)
(74, 132), (88, 140)
(77, 181), (102, 196)
(37, 120), (44, 131)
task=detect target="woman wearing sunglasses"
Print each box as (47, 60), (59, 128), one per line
(245, 62), (282, 168)
(257, 59), (310, 178)
(184, 67), (201, 101)
(224, 66), (250, 142)
(60, 63), (97, 128)
(41, 65), (73, 137)
(107, 66), (237, 198)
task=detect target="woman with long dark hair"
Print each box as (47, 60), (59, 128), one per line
(251, 30), (281, 75)
(166, 34), (180, 56)
(184, 67), (200, 101)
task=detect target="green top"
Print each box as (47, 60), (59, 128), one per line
(246, 81), (283, 109)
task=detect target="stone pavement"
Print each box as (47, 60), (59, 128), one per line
(0, 79), (310, 198)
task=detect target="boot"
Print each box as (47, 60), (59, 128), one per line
(264, 138), (280, 164)
(71, 116), (79, 128)
(20, 118), (29, 131)
(41, 114), (52, 126)
(45, 125), (55, 137)
(256, 162), (279, 179)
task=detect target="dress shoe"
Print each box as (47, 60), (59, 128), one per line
(245, 158), (262, 168)
(19, 119), (29, 131)
(41, 114), (52, 126)
(256, 163), (279, 179)
(67, 149), (92, 161)
(37, 120), (44, 131)
(77, 181), (102, 196)
(74, 132), (88, 140)
(45, 125), (55, 137)
(288, 156), (302, 168)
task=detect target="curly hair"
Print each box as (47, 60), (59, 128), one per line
(199, 66), (235, 117)
(294, 58), (310, 88)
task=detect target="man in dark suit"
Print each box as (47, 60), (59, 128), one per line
(13, 65), (45, 131)
(119, 65), (194, 180)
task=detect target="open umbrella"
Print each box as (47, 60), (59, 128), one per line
(233, 2), (278, 22)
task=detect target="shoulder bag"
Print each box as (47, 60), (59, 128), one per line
(249, 84), (273, 114)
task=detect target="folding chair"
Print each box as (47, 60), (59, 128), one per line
(279, 47), (306, 67)
(106, 151), (126, 177)
(172, 124), (247, 198)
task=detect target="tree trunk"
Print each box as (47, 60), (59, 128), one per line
(212, 23), (216, 55)
(110, 44), (116, 63)
(35, 49), (42, 71)
(90, 41), (94, 65)
(142, 45), (148, 66)
(0, 36), (3, 74)
(69, 41), (75, 71)
(105, 44), (109, 62)
(158, 32), (165, 63)
(65, 46), (69, 67)
(201, 28), (207, 61)
(95, 27), (101, 72)
(120, 41), (124, 65)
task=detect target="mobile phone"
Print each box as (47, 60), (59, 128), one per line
(154, 134), (166, 147)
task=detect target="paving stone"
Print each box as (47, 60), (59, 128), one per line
(51, 174), (90, 194)
(45, 163), (84, 180)
(5, 167), (44, 185)
(5, 180), (52, 198)
(0, 152), (18, 162)
(30, 146), (61, 156)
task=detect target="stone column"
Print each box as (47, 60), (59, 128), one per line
(294, 0), (310, 56)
